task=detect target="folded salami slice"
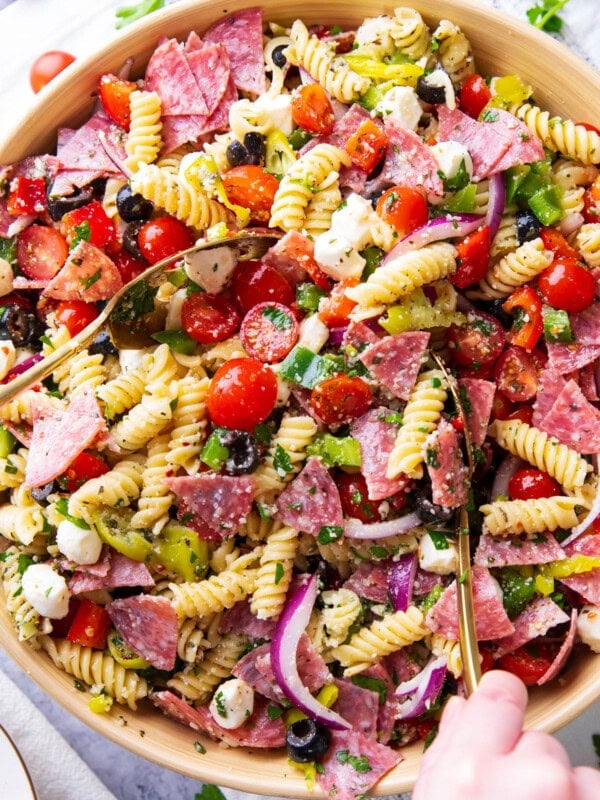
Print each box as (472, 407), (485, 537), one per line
(275, 456), (343, 535)
(203, 7), (266, 96)
(145, 37), (209, 116)
(537, 378), (600, 453)
(458, 378), (495, 448)
(333, 678), (380, 739)
(359, 331), (430, 401)
(474, 532), (566, 568)
(43, 240), (123, 302)
(560, 533), (600, 604)
(351, 407), (411, 501)
(361, 663), (396, 744)
(546, 342), (600, 373)
(166, 473), (255, 536)
(537, 609), (578, 685)
(69, 550), (154, 595)
(494, 596), (569, 658)
(425, 418), (469, 508)
(261, 230), (314, 287)
(54, 111), (126, 185)
(533, 368), (568, 427)
(184, 42), (231, 117)
(219, 600), (276, 640)
(108, 595), (178, 671)
(570, 301), (600, 345)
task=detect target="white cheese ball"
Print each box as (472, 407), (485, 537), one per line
(209, 678), (255, 729)
(418, 531), (458, 575)
(0, 339), (16, 382)
(0, 257), (14, 298)
(429, 141), (474, 182)
(56, 519), (103, 565)
(21, 563), (71, 619)
(576, 605), (600, 653)
(374, 86), (423, 131)
(184, 245), (238, 294)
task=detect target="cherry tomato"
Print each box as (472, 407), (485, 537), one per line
(16, 224), (68, 280)
(317, 279), (358, 327)
(577, 121), (600, 135)
(479, 645), (497, 674)
(502, 285), (543, 351)
(451, 225), (491, 289)
(50, 597), (81, 638)
(505, 404), (534, 426)
(494, 345), (539, 403)
(582, 186), (600, 224)
(240, 302), (299, 363)
(491, 391), (515, 421)
(137, 216), (194, 264)
(181, 292), (241, 344)
(29, 50), (76, 93)
(66, 598), (112, 650)
(222, 166), (279, 225)
(55, 300), (100, 337)
(448, 310), (505, 368)
(207, 358), (278, 431)
(113, 250), (148, 284)
(539, 227), (579, 261)
(6, 176), (47, 217)
(231, 259), (294, 313)
(291, 84), (336, 134)
(98, 73), (138, 130)
(508, 467), (562, 501)
(459, 73), (492, 119)
(496, 641), (560, 686)
(61, 451), (110, 492)
(336, 470), (382, 523)
(345, 118), (388, 173)
(62, 201), (116, 249)
(537, 258), (596, 313)
(310, 374), (372, 426)
(376, 186), (428, 237)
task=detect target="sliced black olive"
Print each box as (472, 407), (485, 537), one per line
(271, 44), (287, 69)
(486, 298), (513, 329)
(122, 221), (146, 260)
(244, 132), (266, 160)
(286, 718), (331, 763)
(89, 329), (118, 357)
(31, 481), (55, 503)
(116, 184), (154, 223)
(416, 73), (447, 105)
(516, 210), (541, 245)
(0, 306), (45, 349)
(219, 429), (261, 475)
(413, 491), (454, 525)
(226, 140), (249, 168)
(46, 185), (94, 222)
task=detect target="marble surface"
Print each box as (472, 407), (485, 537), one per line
(0, 1), (600, 799)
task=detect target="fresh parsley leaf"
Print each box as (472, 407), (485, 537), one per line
(526, 0), (570, 32)
(115, 0), (165, 30)
(54, 497), (91, 530)
(261, 305), (293, 330)
(70, 221), (91, 250)
(0, 236), (17, 266)
(335, 750), (372, 773)
(274, 562), (284, 585)
(272, 444), (292, 476)
(112, 280), (158, 322)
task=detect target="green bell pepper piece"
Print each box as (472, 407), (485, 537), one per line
(0, 425), (16, 458)
(500, 567), (536, 618)
(151, 329), (198, 355)
(278, 346), (333, 389)
(306, 433), (362, 468)
(295, 283), (327, 314)
(528, 184), (563, 225)
(542, 305), (574, 343)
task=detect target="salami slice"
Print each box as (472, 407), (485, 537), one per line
(342, 320), (380, 352)
(166, 473), (255, 536)
(560, 533), (600, 604)
(68, 550), (155, 594)
(362, 663), (396, 744)
(185, 43), (231, 116)
(107, 595), (178, 671)
(537, 378), (600, 453)
(55, 111), (126, 175)
(43, 240), (123, 302)
(532, 368), (568, 427)
(275, 456), (343, 535)
(232, 642), (283, 703)
(494, 596), (569, 658)
(261, 230), (315, 287)
(343, 561), (390, 603)
(484, 108), (545, 172)
(203, 8), (266, 96)
(425, 418), (469, 508)
(570, 301), (600, 345)
(458, 378), (495, 448)
(536, 609), (578, 685)
(145, 37), (209, 116)
(436, 105), (511, 180)
(220, 600), (276, 640)
(474, 532), (566, 568)
(546, 342), (600, 373)
(359, 331), (430, 401)
(369, 120), (443, 199)
(333, 678), (380, 739)
(350, 408), (411, 501)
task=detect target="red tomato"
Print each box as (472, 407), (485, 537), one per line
(459, 73), (492, 118)
(577, 121), (600, 135)
(16, 224), (68, 280)
(496, 642), (560, 686)
(539, 227), (579, 261)
(55, 301), (100, 337)
(98, 73), (138, 130)
(240, 302), (299, 363)
(376, 186), (428, 237)
(50, 597), (81, 638)
(61, 451), (110, 492)
(448, 310), (505, 368)
(345, 118), (388, 173)
(336, 471), (382, 523)
(310, 374), (372, 426)
(231, 259), (294, 313)
(494, 346), (539, 403)
(222, 166), (280, 225)
(508, 467), (562, 501)
(29, 50), (76, 93)
(451, 225), (491, 289)
(62, 201), (116, 249)
(291, 84), (335, 134)
(67, 599), (112, 650)
(537, 258), (596, 313)
(479, 646), (497, 674)
(137, 216), (194, 264)
(582, 186), (600, 224)
(113, 250), (148, 284)
(502, 286), (543, 351)
(505, 404), (534, 426)
(6, 176), (47, 217)
(207, 358), (278, 431)
(181, 292), (242, 344)
(317, 279), (358, 327)
(491, 391), (515, 421)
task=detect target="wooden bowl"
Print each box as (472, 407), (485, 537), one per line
(2, 0), (600, 794)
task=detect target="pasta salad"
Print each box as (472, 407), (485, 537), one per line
(2, 5), (600, 797)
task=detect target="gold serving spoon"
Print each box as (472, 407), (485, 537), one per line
(430, 351), (482, 696)
(0, 229), (281, 406)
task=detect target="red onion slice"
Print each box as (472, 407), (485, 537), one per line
(491, 454), (524, 501)
(485, 172), (505, 240)
(559, 212), (584, 238)
(344, 513), (421, 539)
(2, 353), (43, 384)
(388, 553), (418, 612)
(561, 456), (600, 546)
(396, 655), (448, 720)
(381, 213), (484, 265)
(271, 574), (351, 730)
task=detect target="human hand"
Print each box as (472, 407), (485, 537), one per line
(413, 669), (600, 800)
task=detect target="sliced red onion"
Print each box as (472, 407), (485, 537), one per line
(491, 454), (524, 501)
(271, 573), (351, 730)
(395, 655), (447, 720)
(485, 172), (505, 240)
(98, 131), (131, 178)
(328, 326), (348, 346)
(388, 553), (418, 612)
(344, 513), (421, 539)
(2, 352), (43, 384)
(559, 212), (584, 238)
(560, 455), (600, 546)
(381, 213), (485, 264)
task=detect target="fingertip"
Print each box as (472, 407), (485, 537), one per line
(477, 669), (528, 709)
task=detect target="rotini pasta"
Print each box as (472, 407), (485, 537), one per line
(514, 103), (600, 164)
(469, 237), (553, 300)
(124, 90), (163, 172)
(250, 525), (298, 620)
(479, 495), (585, 536)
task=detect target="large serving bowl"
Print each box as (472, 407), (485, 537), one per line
(2, 0), (600, 794)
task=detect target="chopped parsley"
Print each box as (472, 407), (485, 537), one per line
(267, 703), (284, 720)
(194, 741), (207, 754)
(351, 675), (387, 705)
(214, 690), (227, 718)
(272, 444), (292, 476)
(335, 750), (372, 773)
(262, 305), (293, 330)
(54, 497), (91, 530)
(70, 221), (91, 249)
(317, 525), (344, 545)
(82, 269), (102, 289)
(274, 562), (284, 585)
(112, 280), (158, 322)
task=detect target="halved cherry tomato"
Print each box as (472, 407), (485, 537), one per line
(6, 177), (47, 217)
(496, 641), (561, 686)
(16, 224), (68, 280)
(450, 225), (491, 289)
(137, 216), (194, 264)
(508, 467), (562, 501)
(317, 279), (358, 327)
(291, 84), (335, 134)
(537, 258), (596, 313)
(459, 73), (492, 119)
(448, 310), (505, 368)
(98, 73), (138, 130)
(61, 451), (110, 492)
(494, 345), (539, 403)
(345, 118), (388, 173)
(310, 374), (372, 426)
(240, 302), (299, 363)
(55, 300), (100, 337)
(479, 644), (497, 674)
(62, 201), (116, 249)
(222, 165), (279, 225)
(577, 121), (600, 135)
(491, 391), (515, 421)
(231, 259), (294, 313)
(113, 250), (148, 284)
(582, 186), (600, 224)
(66, 598), (112, 650)
(29, 50), (76, 93)
(336, 470), (382, 523)
(505, 404), (534, 426)
(376, 186), (428, 237)
(207, 357), (278, 431)
(502, 286), (543, 351)
(539, 227), (579, 261)
(181, 292), (242, 344)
